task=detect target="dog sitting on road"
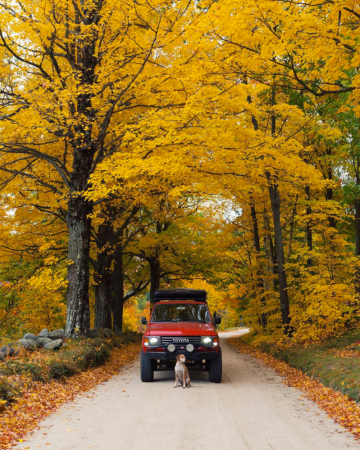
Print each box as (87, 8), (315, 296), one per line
(174, 354), (191, 388)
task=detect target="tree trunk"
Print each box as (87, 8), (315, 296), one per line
(354, 175), (360, 301)
(65, 196), (92, 337)
(65, 32), (98, 337)
(305, 185), (313, 267)
(356, 198), (360, 257)
(325, 152), (337, 230)
(94, 223), (113, 329)
(267, 179), (291, 331)
(113, 250), (125, 333)
(95, 274), (112, 329)
(247, 84), (290, 333)
(288, 195), (298, 258)
(250, 202), (267, 328)
(149, 256), (161, 303)
(267, 84), (290, 333)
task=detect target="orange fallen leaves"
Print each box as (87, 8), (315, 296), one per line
(334, 349), (360, 358)
(227, 338), (360, 441)
(0, 343), (140, 449)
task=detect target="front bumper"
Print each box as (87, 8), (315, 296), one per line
(144, 346), (218, 361)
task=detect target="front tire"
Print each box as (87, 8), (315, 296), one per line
(209, 348), (222, 383)
(140, 348), (154, 382)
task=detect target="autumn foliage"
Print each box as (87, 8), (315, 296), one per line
(0, 0), (359, 346)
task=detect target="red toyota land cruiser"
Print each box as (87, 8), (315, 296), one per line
(140, 289), (222, 383)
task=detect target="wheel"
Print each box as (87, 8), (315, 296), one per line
(208, 348), (222, 383)
(140, 348), (154, 382)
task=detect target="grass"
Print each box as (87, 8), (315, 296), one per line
(251, 326), (360, 403)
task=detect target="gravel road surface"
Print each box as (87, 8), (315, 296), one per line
(15, 329), (359, 450)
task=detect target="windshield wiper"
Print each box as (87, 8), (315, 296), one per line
(174, 319), (208, 323)
(155, 319), (176, 322)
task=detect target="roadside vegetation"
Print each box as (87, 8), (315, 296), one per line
(0, 335), (141, 449)
(228, 334), (360, 441)
(0, 331), (140, 408)
(245, 327), (360, 404)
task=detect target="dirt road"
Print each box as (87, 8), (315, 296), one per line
(15, 330), (359, 450)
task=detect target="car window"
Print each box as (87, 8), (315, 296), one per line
(151, 303), (211, 323)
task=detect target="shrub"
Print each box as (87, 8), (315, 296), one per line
(0, 377), (22, 402)
(48, 361), (79, 379)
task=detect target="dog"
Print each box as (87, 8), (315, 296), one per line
(174, 354), (191, 388)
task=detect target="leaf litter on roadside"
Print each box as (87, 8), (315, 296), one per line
(0, 343), (140, 449)
(227, 338), (360, 441)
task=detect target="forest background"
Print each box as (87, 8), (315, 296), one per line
(0, 0), (360, 345)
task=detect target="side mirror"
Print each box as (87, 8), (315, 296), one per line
(141, 317), (147, 325)
(213, 312), (221, 325)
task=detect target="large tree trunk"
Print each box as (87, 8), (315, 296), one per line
(149, 256), (161, 303)
(95, 275), (112, 329)
(113, 250), (125, 333)
(65, 31), (98, 337)
(94, 224), (113, 329)
(65, 196), (92, 337)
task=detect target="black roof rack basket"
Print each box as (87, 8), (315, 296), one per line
(153, 289), (207, 303)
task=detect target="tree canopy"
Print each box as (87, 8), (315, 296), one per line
(1, 0), (360, 343)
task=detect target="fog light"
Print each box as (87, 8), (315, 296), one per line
(186, 343), (194, 352)
(168, 343), (176, 352)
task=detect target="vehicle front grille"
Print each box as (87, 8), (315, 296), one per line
(161, 336), (201, 345)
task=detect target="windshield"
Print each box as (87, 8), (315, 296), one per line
(151, 303), (212, 323)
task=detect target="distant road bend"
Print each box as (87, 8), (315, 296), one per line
(15, 329), (359, 450)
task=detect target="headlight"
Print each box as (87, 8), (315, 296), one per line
(201, 336), (213, 346)
(144, 336), (160, 347)
(149, 336), (160, 346)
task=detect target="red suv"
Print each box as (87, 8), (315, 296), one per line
(140, 289), (222, 383)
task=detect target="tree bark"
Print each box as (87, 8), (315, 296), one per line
(354, 170), (360, 301)
(94, 223), (113, 329)
(267, 178), (291, 331)
(247, 85), (291, 332)
(149, 256), (161, 303)
(305, 185), (313, 267)
(325, 150), (337, 230)
(65, 25), (98, 337)
(65, 196), (92, 337)
(113, 250), (125, 333)
(356, 198), (360, 257)
(250, 204), (261, 253)
(250, 202), (267, 328)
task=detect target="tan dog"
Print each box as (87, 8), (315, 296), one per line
(174, 354), (191, 388)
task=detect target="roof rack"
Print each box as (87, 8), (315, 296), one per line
(153, 289), (207, 303)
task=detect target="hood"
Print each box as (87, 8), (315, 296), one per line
(147, 322), (217, 336)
